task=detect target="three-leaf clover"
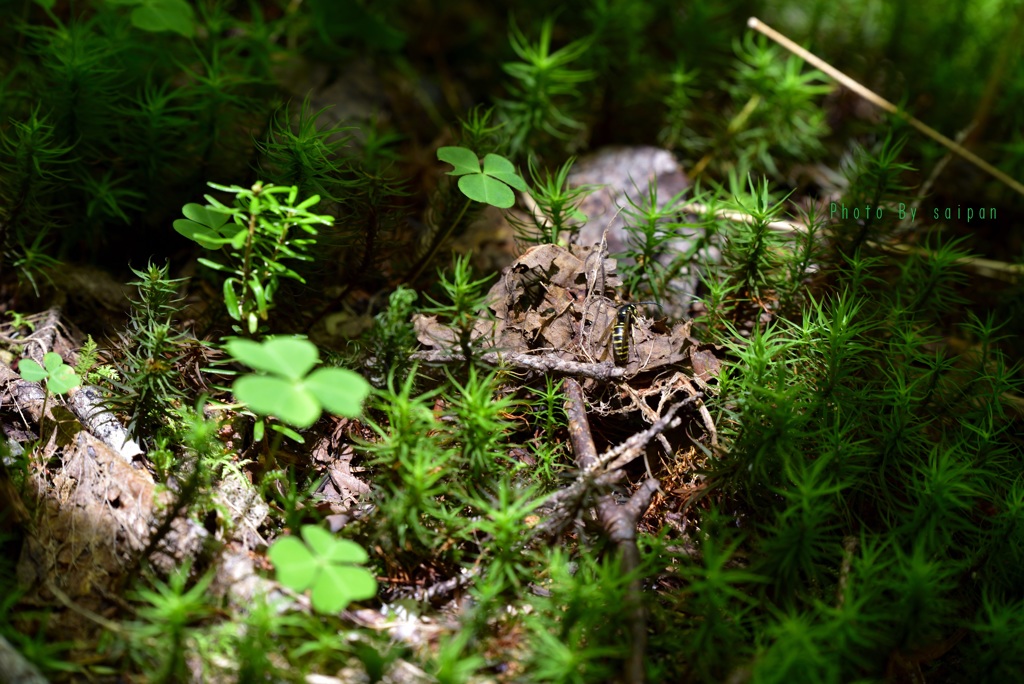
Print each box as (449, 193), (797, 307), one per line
(173, 203), (240, 251)
(437, 146), (527, 208)
(105, 0), (196, 38)
(268, 525), (377, 614)
(226, 337), (370, 429)
(19, 352), (81, 395)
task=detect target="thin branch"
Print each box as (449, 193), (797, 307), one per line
(747, 16), (1024, 199)
(411, 348), (626, 381)
(564, 378), (654, 684)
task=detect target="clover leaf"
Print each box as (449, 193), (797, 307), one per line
(437, 146), (527, 209)
(19, 352), (81, 395)
(226, 337), (370, 429)
(268, 525), (377, 614)
(173, 203), (240, 250)
(106, 0), (196, 38)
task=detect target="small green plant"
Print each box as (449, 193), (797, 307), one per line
(226, 336), (370, 439)
(255, 98), (360, 205)
(0, 107), (70, 294)
(715, 174), (791, 315)
(462, 478), (542, 592)
(106, 261), (190, 439)
(835, 132), (916, 255)
(512, 156), (591, 246)
(659, 62), (702, 152)
(420, 254), (497, 366)
(175, 182), (333, 334)
(360, 369), (459, 556)
(19, 351), (81, 443)
(523, 550), (633, 683)
(73, 335), (118, 385)
(17, 353), (79, 393)
(722, 32), (832, 177)
(267, 524), (377, 614)
(445, 366), (516, 481)
(456, 105), (507, 158)
(362, 285), (419, 387)
(0, 608), (80, 677)
(406, 146), (525, 284)
(498, 17), (595, 158)
(127, 565), (215, 683)
(617, 180), (704, 306)
(431, 630), (486, 684)
(436, 145), (527, 209)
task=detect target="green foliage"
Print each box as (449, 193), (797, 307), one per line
(512, 156), (591, 245)
(175, 182), (332, 334)
(255, 98), (361, 205)
(0, 1), (279, 274)
(437, 145), (527, 209)
(835, 132), (917, 254)
(444, 366), (516, 480)
(420, 254), (496, 366)
(523, 550), (633, 683)
(723, 32), (832, 177)
(670, 518), (764, 681)
(0, 106), (70, 293)
(226, 594), (301, 682)
(105, 261), (190, 439)
(524, 374), (568, 462)
(778, 201), (829, 313)
(659, 62), (702, 152)
(960, 590), (1024, 683)
(721, 175), (791, 302)
(697, 206), (1023, 682)
(127, 565), (215, 683)
(456, 105), (507, 158)
(106, 0), (196, 38)
(19, 352), (80, 395)
(19, 351), (81, 447)
(0, 608), (80, 676)
(499, 17), (595, 158)
(2, 3), (1022, 681)
(261, 468), (320, 535)
(361, 369), (460, 557)
(463, 478), (542, 592)
(268, 524), (377, 614)
(362, 285), (419, 387)
(407, 147), (524, 284)
(227, 336), (370, 430)
(430, 630), (486, 684)
(617, 180), (704, 306)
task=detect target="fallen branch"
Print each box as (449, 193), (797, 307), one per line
(563, 377), (656, 684)
(411, 348), (626, 381)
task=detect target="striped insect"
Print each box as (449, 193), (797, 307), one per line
(611, 301), (659, 366)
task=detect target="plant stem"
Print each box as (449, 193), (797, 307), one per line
(404, 197), (473, 285)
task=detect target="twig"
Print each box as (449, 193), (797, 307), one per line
(747, 17), (1024, 199)
(45, 579), (126, 634)
(597, 395), (700, 473)
(836, 536), (858, 609)
(532, 470), (624, 538)
(411, 348), (625, 381)
(564, 378), (653, 684)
